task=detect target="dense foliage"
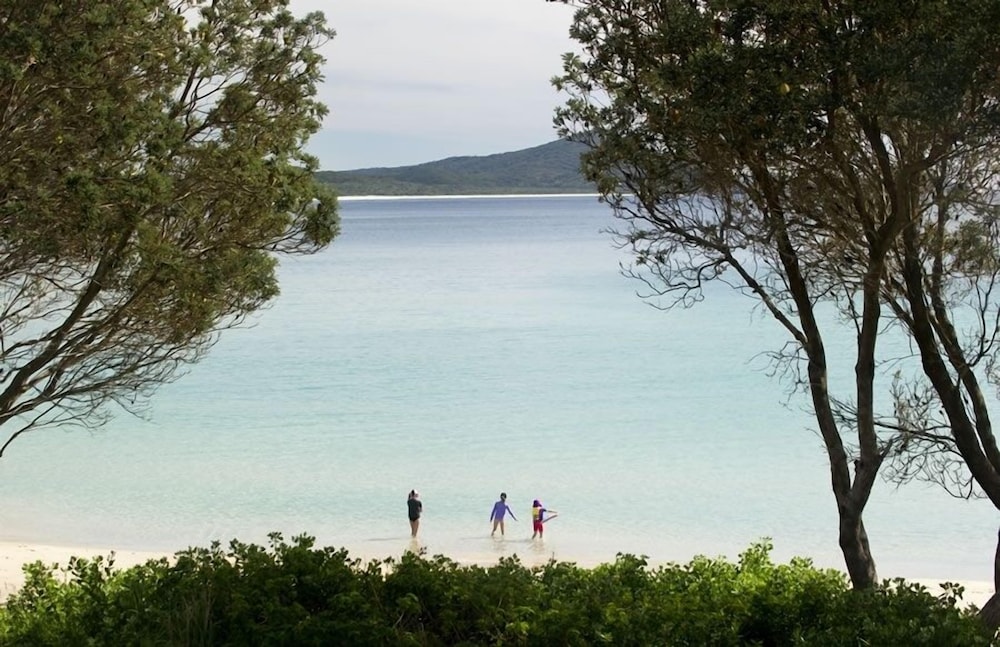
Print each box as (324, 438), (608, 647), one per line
(0, 536), (990, 645)
(555, 0), (1000, 594)
(0, 0), (338, 455)
(318, 140), (595, 196)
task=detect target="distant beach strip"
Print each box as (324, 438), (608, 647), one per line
(337, 193), (601, 201)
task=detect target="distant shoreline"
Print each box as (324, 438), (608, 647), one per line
(338, 193), (601, 201)
(320, 139), (595, 198)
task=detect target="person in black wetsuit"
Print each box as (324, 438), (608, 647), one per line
(407, 490), (422, 537)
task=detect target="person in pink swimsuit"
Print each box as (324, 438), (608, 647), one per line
(531, 499), (557, 539)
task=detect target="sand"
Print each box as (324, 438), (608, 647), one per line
(0, 541), (168, 602)
(0, 540), (993, 609)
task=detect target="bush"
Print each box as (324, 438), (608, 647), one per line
(0, 537), (991, 646)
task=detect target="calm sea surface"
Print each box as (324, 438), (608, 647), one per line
(0, 195), (996, 581)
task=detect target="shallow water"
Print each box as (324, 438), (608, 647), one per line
(0, 195), (995, 582)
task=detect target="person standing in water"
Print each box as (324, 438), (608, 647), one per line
(407, 490), (422, 537)
(490, 492), (517, 536)
(531, 499), (557, 539)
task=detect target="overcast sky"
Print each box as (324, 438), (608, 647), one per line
(289, 0), (579, 171)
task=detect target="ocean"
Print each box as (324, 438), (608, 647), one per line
(0, 194), (995, 582)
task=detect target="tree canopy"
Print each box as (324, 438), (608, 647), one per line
(0, 0), (338, 454)
(556, 0), (1000, 599)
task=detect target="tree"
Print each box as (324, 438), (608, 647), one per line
(0, 0), (338, 455)
(554, 0), (1000, 601)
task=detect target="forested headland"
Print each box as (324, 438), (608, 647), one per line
(317, 139), (595, 196)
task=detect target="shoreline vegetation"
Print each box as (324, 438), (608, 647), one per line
(0, 536), (994, 644)
(0, 540), (993, 606)
(0, 540), (993, 607)
(0, 537), (992, 607)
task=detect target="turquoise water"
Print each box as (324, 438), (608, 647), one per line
(0, 195), (996, 581)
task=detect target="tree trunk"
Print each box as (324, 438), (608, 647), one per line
(839, 512), (878, 589)
(977, 526), (1000, 630)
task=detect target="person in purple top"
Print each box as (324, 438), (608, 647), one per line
(490, 492), (517, 536)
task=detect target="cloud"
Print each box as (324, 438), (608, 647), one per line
(325, 71), (458, 95)
(291, 0), (578, 170)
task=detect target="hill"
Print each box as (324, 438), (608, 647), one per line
(317, 139), (595, 196)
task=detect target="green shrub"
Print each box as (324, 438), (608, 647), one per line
(0, 537), (991, 646)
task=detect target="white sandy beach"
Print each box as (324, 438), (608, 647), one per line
(0, 540), (993, 610)
(0, 541), (167, 602)
(911, 578), (995, 609)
